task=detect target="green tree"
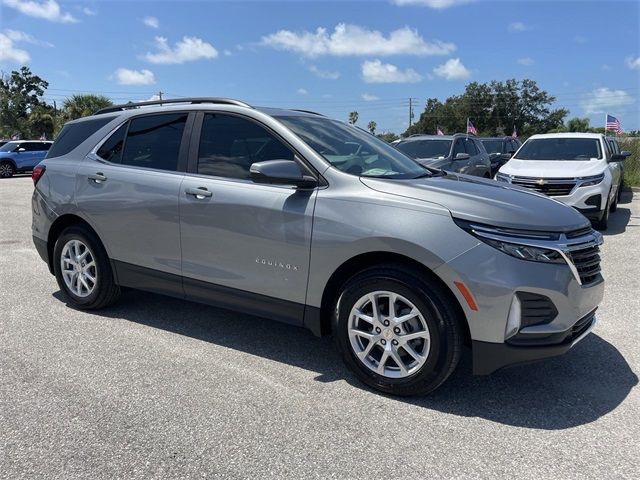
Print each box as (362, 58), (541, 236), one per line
(376, 132), (400, 143)
(566, 117), (591, 132)
(62, 94), (113, 120)
(348, 111), (359, 125)
(367, 120), (377, 134)
(405, 79), (567, 137)
(0, 66), (50, 138)
(28, 105), (57, 139)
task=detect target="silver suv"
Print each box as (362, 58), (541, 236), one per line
(32, 98), (604, 395)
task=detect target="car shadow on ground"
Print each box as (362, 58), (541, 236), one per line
(54, 288), (638, 431)
(603, 191), (635, 236)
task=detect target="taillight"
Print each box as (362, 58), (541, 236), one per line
(32, 164), (46, 185)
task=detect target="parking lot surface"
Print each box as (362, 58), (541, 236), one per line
(1, 176), (639, 479)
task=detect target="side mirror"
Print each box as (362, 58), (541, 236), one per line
(500, 153), (513, 161)
(454, 153), (470, 161)
(609, 154), (627, 162)
(250, 160), (317, 189)
(17, 147), (26, 152)
(620, 150), (632, 157)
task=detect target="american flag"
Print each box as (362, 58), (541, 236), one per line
(436, 127), (444, 136)
(605, 114), (622, 134)
(466, 118), (477, 136)
(511, 125), (517, 138)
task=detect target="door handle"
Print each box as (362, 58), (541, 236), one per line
(88, 172), (107, 184)
(185, 187), (212, 199)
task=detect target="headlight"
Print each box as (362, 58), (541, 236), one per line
(454, 219), (566, 264)
(495, 172), (511, 182)
(481, 238), (565, 263)
(578, 173), (604, 187)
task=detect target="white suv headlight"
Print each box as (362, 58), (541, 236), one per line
(577, 173), (604, 187)
(495, 172), (511, 182)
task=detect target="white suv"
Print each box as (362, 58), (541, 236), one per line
(496, 133), (627, 230)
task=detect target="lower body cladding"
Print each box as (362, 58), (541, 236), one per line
(547, 183), (612, 223)
(435, 242), (604, 375)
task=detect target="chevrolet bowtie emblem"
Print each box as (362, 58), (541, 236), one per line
(536, 178), (546, 185)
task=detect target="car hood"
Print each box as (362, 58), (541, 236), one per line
(499, 158), (605, 178)
(361, 173), (590, 232)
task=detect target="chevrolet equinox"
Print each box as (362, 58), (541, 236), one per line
(32, 98), (604, 395)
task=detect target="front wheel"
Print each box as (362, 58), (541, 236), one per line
(334, 265), (463, 396)
(593, 193), (611, 231)
(53, 225), (120, 309)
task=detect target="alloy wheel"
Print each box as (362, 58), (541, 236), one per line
(348, 290), (431, 379)
(60, 239), (97, 297)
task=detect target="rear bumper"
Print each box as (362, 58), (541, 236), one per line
(472, 312), (596, 375)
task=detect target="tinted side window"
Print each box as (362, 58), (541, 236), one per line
(197, 114), (294, 180)
(121, 113), (187, 171)
(41, 143), (51, 151)
(97, 124), (127, 163)
(474, 140), (486, 154)
(47, 116), (115, 159)
(23, 142), (41, 151)
(453, 140), (466, 157)
(466, 139), (478, 155)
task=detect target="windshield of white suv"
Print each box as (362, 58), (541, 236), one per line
(0, 142), (19, 152)
(396, 139), (452, 160)
(275, 115), (429, 179)
(516, 138), (602, 160)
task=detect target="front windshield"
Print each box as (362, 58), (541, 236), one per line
(480, 140), (502, 154)
(396, 139), (452, 160)
(275, 115), (428, 179)
(516, 138), (602, 161)
(0, 142), (18, 152)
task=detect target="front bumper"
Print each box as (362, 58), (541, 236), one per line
(472, 310), (596, 374)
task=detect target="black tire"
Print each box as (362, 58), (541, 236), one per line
(333, 264), (463, 396)
(593, 194), (610, 231)
(610, 188), (619, 213)
(53, 225), (120, 309)
(0, 161), (15, 178)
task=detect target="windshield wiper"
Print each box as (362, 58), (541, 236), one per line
(413, 166), (445, 178)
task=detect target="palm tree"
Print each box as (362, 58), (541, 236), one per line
(367, 121), (377, 134)
(348, 111), (359, 125)
(62, 94), (113, 120)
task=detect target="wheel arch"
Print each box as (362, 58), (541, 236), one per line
(0, 157), (17, 170)
(316, 251), (470, 345)
(46, 214), (106, 275)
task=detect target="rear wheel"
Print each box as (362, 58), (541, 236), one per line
(0, 161), (15, 178)
(334, 265), (463, 396)
(53, 225), (120, 309)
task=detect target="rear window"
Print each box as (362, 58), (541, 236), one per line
(515, 138), (602, 161)
(481, 139), (502, 154)
(46, 116), (115, 159)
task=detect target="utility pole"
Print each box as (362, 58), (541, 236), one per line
(409, 97), (413, 128)
(157, 91), (164, 105)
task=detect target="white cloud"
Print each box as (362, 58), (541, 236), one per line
(626, 56), (640, 70)
(581, 87), (635, 115)
(143, 16), (159, 29)
(262, 23), (455, 57)
(433, 58), (470, 80)
(602, 64), (612, 71)
(392, 0), (473, 8)
(0, 33), (30, 63)
(4, 29), (53, 47)
(82, 7), (96, 16)
(296, 88), (308, 95)
(308, 64), (340, 79)
(362, 93), (380, 101)
(508, 22), (529, 33)
(361, 59), (422, 83)
(2, 0), (77, 23)
(223, 49), (232, 56)
(517, 57), (534, 66)
(144, 36), (218, 64)
(113, 68), (156, 86)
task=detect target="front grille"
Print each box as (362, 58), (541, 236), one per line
(565, 226), (594, 239)
(511, 176), (576, 196)
(567, 244), (601, 285)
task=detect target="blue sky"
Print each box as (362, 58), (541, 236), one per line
(1, 0), (638, 133)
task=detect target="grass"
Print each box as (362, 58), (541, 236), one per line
(618, 137), (640, 187)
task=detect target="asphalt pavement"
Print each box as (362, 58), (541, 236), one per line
(1, 176), (638, 479)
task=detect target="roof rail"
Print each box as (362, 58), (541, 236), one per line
(93, 97), (253, 115)
(289, 109), (325, 116)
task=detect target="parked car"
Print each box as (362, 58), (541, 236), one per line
(32, 98), (604, 395)
(395, 134), (492, 178)
(0, 140), (9, 148)
(0, 140), (53, 178)
(496, 133), (629, 230)
(480, 136), (522, 175)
